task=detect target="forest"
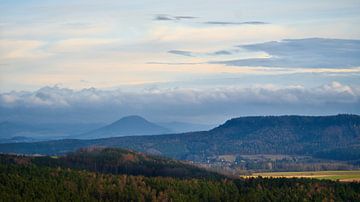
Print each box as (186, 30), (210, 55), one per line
(1, 148), (360, 201)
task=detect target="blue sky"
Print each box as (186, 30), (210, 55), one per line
(0, 0), (360, 124)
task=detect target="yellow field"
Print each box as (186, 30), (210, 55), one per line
(244, 170), (360, 182)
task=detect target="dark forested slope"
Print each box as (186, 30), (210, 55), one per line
(0, 148), (222, 179)
(1, 150), (360, 201)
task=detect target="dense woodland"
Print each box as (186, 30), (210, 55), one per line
(1, 149), (360, 201)
(22, 148), (223, 179)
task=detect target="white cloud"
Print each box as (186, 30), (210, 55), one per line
(0, 94), (17, 104)
(1, 82), (358, 108)
(1, 82), (358, 124)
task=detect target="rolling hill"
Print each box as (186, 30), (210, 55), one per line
(0, 147), (222, 179)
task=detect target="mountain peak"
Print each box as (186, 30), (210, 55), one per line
(109, 115), (153, 127)
(79, 115), (171, 139)
(117, 115), (148, 122)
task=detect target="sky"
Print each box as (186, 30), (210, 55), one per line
(0, 0), (360, 124)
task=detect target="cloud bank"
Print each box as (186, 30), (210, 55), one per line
(1, 82), (359, 124)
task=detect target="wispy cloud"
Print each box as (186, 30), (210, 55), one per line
(154, 15), (173, 21)
(154, 14), (268, 26)
(168, 49), (235, 57)
(146, 62), (202, 65)
(154, 14), (197, 21)
(211, 50), (233, 55)
(204, 21), (269, 25)
(174, 16), (198, 20)
(211, 38), (360, 68)
(158, 38), (360, 75)
(168, 50), (194, 57)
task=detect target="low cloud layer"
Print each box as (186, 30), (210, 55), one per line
(1, 82), (359, 124)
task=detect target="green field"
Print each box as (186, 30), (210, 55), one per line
(245, 170), (360, 182)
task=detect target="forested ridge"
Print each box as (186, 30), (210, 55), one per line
(1, 149), (360, 201)
(3, 147), (223, 179)
(1, 114), (359, 163)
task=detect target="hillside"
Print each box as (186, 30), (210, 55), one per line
(1, 151), (360, 201)
(1, 115), (360, 168)
(78, 115), (171, 139)
(206, 114), (360, 157)
(12, 147), (222, 179)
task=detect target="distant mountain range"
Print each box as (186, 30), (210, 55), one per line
(0, 136), (36, 144)
(77, 115), (171, 139)
(1, 114), (359, 164)
(0, 121), (104, 140)
(0, 115), (213, 142)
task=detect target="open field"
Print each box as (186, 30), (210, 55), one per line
(244, 170), (360, 182)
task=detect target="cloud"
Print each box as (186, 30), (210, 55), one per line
(154, 15), (267, 26)
(211, 50), (232, 55)
(154, 14), (197, 21)
(0, 82), (359, 124)
(212, 38), (360, 68)
(140, 23), (293, 55)
(146, 62), (202, 65)
(154, 15), (173, 21)
(167, 49), (235, 57)
(204, 21), (269, 25)
(168, 50), (194, 57)
(174, 16), (198, 20)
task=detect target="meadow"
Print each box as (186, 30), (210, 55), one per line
(246, 170), (360, 182)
